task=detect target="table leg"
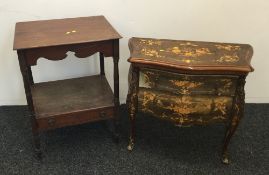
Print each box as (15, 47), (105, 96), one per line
(99, 52), (105, 76)
(127, 65), (139, 151)
(27, 66), (34, 85)
(112, 40), (120, 142)
(18, 51), (41, 159)
(222, 76), (246, 164)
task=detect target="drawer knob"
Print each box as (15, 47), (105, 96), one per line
(48, 118), (56, 127)
(100, 111), (106, 118)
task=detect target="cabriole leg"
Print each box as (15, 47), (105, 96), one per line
(222, 76), (246, 164)
(127, 65), (139, 151)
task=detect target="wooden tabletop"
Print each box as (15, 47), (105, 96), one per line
(128, 37), (254, 73)
(13, 16), (122, 50)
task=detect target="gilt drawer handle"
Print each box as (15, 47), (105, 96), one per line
(48, 118), (56, 127)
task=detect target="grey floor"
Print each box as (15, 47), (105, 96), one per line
(0, 104), (268, 175)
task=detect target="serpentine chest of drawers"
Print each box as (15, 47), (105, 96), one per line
(126, 37), (254, 164)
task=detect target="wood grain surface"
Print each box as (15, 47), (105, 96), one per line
(14, 16), (122, 50)
(31, 75), (114, 118)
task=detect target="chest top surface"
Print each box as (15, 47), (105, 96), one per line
(13, 16), (122, 50)
(128, 37), (254, 74)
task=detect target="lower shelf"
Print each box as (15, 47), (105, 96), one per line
(31, 75), (115, 131)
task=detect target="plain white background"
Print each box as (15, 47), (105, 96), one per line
(0, 0), (268, 105)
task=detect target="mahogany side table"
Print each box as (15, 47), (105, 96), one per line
(13, 16), (122, 157)
(126, 37), (254, 164)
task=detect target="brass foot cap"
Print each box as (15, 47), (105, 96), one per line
(127, 144), (134, 151)
(222, 157), (230, 164)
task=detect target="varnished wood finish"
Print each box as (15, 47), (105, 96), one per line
(14, 16), (121, 157)
(128, 37), (254, 74)
(14, 16), (122, 50)
(17, 51), (41, 158)
(31, 75), (114, 131)
(24, 40), (115, 66)
(32, 76), (114, 118)
(127, 37), (254, 164)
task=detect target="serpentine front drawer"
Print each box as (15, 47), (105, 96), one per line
(140, 68), (238, 96)
(138, 87), (233, 126)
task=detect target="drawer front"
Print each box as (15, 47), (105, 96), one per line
(140, 68), (238, 96)
(37, 107), (114, 131)
(138, 88), (233, 125)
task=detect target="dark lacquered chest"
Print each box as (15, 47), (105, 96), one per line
(126, 37), (254, 164)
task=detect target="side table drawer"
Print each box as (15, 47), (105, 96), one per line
(138, 88), (233, 125)
(140, 68), (238, 96)
(36, 107), (114, 131)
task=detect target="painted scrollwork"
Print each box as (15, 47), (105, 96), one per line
(169, 80), (203, 95)
(216, 54), (240, 63)
(135, 38), (248, 66)
(215, 44), (241, 51)
(141, 48), (163, 58)
(139, 39), (162, 46)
